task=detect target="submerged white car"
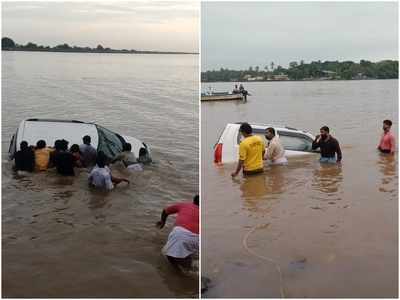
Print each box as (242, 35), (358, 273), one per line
(8, 118), (151, 162)
(214, 123), (318, 164)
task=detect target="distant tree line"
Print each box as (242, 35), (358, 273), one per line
(1, 37), (196, 55)
(202, 59), (399, 82)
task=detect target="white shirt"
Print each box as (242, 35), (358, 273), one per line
(265, 136), (286, 161)
(88, 165), (113, 190)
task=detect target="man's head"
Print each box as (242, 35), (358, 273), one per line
(70, 144), (80, 153)
(193, 194), (199, 206)
(383, 119), (392, 132)
(83, 135), (91, 145)
(54, 139), (62, 151)
(60, 139), (69, 151)
(265, 127), (275, 141)
(36, 140), (46, 149)
(320, 126), (330, 140)
(239, 122), (252, 137)
(20, 141), (28, 151)
(123, 143), (132, 152)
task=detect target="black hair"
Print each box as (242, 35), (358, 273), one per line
(193, 194), (199, 206)
(266, 127), (275, 136)
(239, 122), (252, 135)
(20, 141), (28, 151)
(70, 144), (80, 153)
(60, 139), (69, 151)
(83, 135), (91, 144)
(320, 126), (330, 133)
(383, 119), (392, 127)
(54, 139), (63, 151)
(36, 140), (46, 149)
(123, 143), (132, 152)
(96, 151), (107, 168)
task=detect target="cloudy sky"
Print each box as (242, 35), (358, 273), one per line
(2, 1), (199, 52)
(202, 2), (398, 70)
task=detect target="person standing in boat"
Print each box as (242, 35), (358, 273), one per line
(239, 83), (248, 101)
(312, 126), (342, 164)
(264, 127), (288, 165)
(232, 84), (240, 94)
(377, 119), (395, 155)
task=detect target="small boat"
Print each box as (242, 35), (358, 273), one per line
(201, 92), (245, 102)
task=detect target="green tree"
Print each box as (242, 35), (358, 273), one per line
(2, 37), (15, 49)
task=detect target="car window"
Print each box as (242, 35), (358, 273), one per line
(277, 131), (313, 151)
(237, 128), (313, 152)
(96, 125), (124, 158)
(237, 128), (268, 145)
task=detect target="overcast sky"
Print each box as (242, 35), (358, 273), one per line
(202, 2), (398, 70)
(2, 1), (199, 52)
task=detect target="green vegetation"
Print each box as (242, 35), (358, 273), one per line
(1, 37), (196, 55)
(202, 60), (398, 82)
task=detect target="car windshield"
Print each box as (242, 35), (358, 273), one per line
(96, 125), (124, 158)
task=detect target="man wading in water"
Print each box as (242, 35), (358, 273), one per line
(377, 119), (395, 155)
(231, 123), (265, 177)
(312, 126), (342, 164)
(156, 195), (199, 270)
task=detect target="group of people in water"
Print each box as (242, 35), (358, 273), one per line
(13, 133), (198, 270)
(231, 119), (395, 177)
(12, 134), (150, 190)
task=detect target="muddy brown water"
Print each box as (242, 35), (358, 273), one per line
(201, 80), (398, 298)
(2, 51), (199, 297)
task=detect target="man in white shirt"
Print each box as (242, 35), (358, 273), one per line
(79, 135), (97, 168)
(264, 127), (288, 165)
(88, 151), (129, 190)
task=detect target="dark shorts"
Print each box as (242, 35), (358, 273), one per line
(378, 147), (391, 154)
(243, 168), (264, 176)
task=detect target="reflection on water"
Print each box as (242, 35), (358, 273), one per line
(202, 80), (398, 298)
(377, 153), (397, 195)
(311, 163), (343, 199)
(238, 166), (287, 213)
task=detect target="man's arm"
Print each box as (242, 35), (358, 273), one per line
(312, 135), (321, 150)
(390, 135), (396, 154)
(156, 209), (168, 229)
(335, 140), (342, 162)
(231, 160), (244, 177)
(111, 174), (130, 185)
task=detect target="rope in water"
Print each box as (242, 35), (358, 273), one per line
(242, 223), (286, 298)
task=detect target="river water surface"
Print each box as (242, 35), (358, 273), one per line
(201, 80), (398, 298)
(2, 51), (198, 297)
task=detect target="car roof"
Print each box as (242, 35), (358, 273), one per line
(17, 119), (99, 149)
(228, 122), (314, 137)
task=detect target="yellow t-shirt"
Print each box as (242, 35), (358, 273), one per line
(239, 135), (265, 171)
(35, 148), (53, 171)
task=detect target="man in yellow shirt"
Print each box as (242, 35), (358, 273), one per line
(34, 140), (54, 171)
(231, 123), (265, 177)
